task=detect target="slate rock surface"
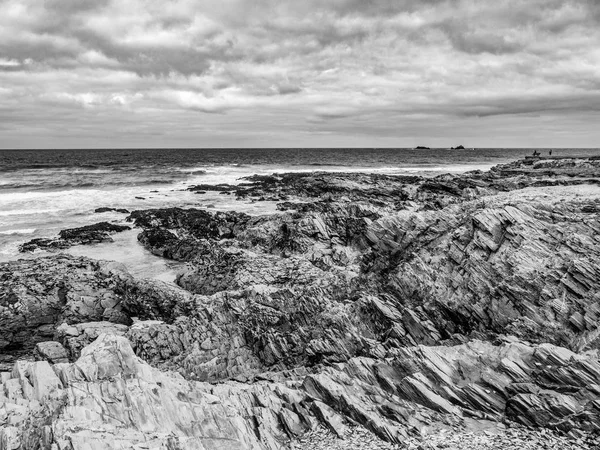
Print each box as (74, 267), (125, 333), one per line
(2, 157), (600, 448)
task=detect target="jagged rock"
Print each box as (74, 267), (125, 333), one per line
(56, 321), (130, 359)
(120, 158), (600, 385)
(362, 189), (600, 350)
(58, 222), (130, 241)
(223, 157), (600, 209)
(128, 208), (250, 240)
(19, 222), (130, 252)
(0, 335), (285, 449)
(0, 256), (131, 365)
(17, 238), (71, 252)
(10, 334), (595, 449)
(388, 339), (600, 433)
(4, 157), (600, 448)
(94, 207), (130, 214)
(188, 183), (239, 192)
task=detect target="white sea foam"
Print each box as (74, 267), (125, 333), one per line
(0, 208), (61, 217)
(0, 228), (36, 235)
(0, 157), (501, 268)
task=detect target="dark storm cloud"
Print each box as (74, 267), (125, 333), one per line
(1, 0), (600, 147)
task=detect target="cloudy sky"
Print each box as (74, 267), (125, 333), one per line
(1, 0), (599, 148)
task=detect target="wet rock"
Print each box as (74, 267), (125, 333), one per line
(19, 222), (130, 252)
(94, 207), (130, 214)
(17, 238), (70, 252)
(128, 207), (250, 240)
(58, 222), (130, 241)
(188, 183), (240, 192)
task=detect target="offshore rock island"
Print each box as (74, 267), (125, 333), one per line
(1, 157), (600, 449)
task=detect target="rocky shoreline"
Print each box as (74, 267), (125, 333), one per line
(1, 157), (600, 449)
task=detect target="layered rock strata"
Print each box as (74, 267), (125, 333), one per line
(1, 157), (600, 449)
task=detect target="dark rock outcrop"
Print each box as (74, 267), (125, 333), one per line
(19, 222), (130, 252)
(94, 207), (130, 214)
(188, 183), (240, 192)
(128, 208), (249, 240)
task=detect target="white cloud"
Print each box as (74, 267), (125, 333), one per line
(0, 0), (600, 147)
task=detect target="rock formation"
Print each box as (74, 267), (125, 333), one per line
(2, 157), (600, 449)
(94, 207), (130, 214)
(19, 222), (130, 252)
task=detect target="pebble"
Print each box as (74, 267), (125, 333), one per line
(291, 425), (598, 450)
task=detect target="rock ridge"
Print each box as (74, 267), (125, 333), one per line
(2, 157), (600, 448)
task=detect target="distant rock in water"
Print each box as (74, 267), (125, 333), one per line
(19, 222), (130, 252)
(94, 207), (130, 214)
(452, 145), (465, 149)
(188, 183), (239, 192)
(414, 145), (430, 149)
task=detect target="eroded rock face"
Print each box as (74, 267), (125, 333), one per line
(0, 256), (131, 367)
(2, 335), (598, 449)
(362, 192), (600, 350)
(3, 158), (600, 448)
(389, 338), (600, 433)
(0, 334), (286, 449)
(125, 161), (600, 370)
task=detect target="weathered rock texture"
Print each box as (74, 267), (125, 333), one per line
(2, 335), (599, 449)
(19, 222), (130, 252)
(0, 256), (130, 369)
(2, 157), (600, 449)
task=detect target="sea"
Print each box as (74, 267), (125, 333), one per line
(1, 147), (599, 281)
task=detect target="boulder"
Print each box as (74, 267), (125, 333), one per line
(34, 341), (69, 364)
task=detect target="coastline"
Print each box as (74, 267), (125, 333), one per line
(1, 156), (600, 449)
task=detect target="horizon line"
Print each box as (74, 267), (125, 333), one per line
(1, 147), (599, 151)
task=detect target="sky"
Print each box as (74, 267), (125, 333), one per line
(1, 0), (600, 148)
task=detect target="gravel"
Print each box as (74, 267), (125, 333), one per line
(290, 424), (597, 450)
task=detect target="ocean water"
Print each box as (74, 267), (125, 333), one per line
(1, 147), (599, 279)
